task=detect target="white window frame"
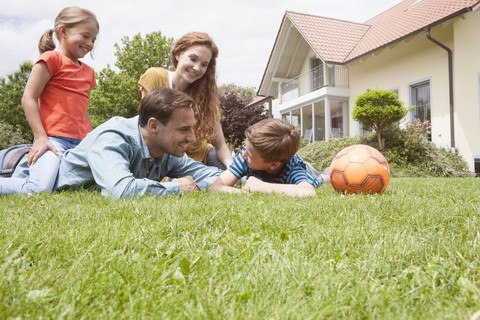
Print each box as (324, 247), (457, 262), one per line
(408, 78), (432, 122)
(391, 87), (400, 96)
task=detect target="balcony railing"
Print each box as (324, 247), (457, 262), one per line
(280, 65), (349, 103)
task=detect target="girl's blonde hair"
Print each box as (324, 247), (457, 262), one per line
(38, 6), (99, 54)
(171, 32), (220, 143)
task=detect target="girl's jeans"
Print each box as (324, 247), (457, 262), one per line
(0, 136), (81, 194)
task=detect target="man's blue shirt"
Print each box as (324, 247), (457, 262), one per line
(54, 116), (220, 198)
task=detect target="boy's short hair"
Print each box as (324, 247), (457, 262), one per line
(245, 118), (300, 163)
(138, 87), (195, 127)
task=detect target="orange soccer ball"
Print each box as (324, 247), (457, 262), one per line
(329, 144), (390, 194)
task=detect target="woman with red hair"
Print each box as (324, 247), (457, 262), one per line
(138, 32), (232, 170)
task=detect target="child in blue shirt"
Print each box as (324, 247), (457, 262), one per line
(210, 118), (326, 197)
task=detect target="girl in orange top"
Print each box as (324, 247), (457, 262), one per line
(0, 6), (99, 195)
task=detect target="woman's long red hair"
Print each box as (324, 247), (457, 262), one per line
(171, 32), (220, 143)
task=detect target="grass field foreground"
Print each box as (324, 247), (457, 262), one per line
(1, 178), (480, 319)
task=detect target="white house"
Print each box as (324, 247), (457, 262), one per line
(257, 0), (480, 174)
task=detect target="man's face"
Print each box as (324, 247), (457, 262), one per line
(152, 108), (196, 157)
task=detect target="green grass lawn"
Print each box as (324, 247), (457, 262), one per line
(1, 177), (480, 319)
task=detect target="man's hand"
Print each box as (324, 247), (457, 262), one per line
(172, 176), (199, 194)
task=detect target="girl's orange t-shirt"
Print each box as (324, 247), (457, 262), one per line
(38, 51), (96, 140)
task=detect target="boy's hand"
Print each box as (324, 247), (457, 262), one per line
(243, 176), (317, 197)
(209, 170), (242, 193)
(28, 136), (59, 165)
(242, 176), (266, 193)
(172, 176), (199, 194)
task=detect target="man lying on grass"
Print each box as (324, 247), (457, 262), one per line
(53, 87), (220, 198)
(210, 118), (326, 197)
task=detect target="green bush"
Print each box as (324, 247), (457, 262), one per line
(352, 88), (410, 151)
(0, 121), (30, 150)
(297, 136), (362, 172)
(0, 61), (33, 143)
(298, 120), (470, 177)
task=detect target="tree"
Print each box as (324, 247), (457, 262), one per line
(218, 84), (267, 151)
(113, 31), (173, 81)
(352, 88), (411, 151)
(88, 67), (141, 128)
(0, 61), (33, 142)
(89, 31), (174, 127)
(219, 83), (257, 102)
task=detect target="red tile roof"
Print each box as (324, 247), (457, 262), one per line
(245, 95), (272, 108)
(286, 0), (480, 63)
(286, 12), (369, 63)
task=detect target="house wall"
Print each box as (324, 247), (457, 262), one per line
(348, 11), (480, 171)
(452, 8), (480, 171)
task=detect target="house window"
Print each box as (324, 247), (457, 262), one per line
(328, 65), (336, 87)
(281, 99), (346, 143)
(281, 108), (302, 137)
(282, 112), (291, 123)
(330, 99), (346, 138)
(411, 82), (430, 122)
(291, 108), (301, 130)
(311, 58), (324, 91)
(475, 158), (480, 177)
(314, 101), (326, 141)
(285, 98), (347, 140)
(411, 81), (431, 140)
(303, 105), (313, 142)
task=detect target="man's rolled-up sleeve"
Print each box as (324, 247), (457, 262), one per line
(87, 132), (180, 199)
(165, 155), (221, 191)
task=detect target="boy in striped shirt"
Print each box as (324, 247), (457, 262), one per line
(210, 118), (326, 197)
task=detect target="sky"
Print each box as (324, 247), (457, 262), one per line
(0, 0), (402, 89)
